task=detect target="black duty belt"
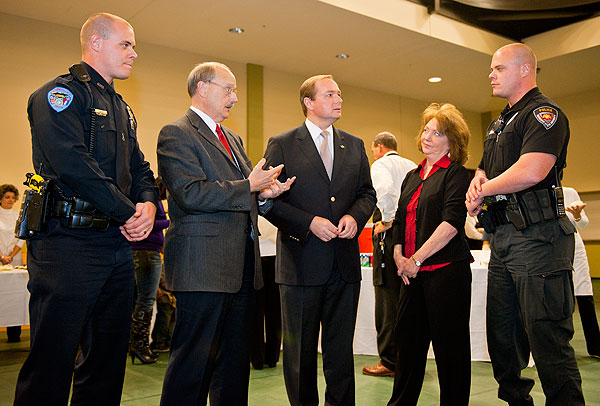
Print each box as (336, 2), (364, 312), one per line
(477, 188), (564, 234)
(52, 198), (111, 231)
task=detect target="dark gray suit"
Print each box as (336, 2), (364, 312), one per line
(264, 123), (376, 406)
(157, 109), (265, 405)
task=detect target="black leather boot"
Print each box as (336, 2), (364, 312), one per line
(129, 310), (158, 364)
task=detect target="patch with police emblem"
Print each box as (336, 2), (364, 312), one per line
(47, 87), (73, 112)
(533, 106), (558, 130)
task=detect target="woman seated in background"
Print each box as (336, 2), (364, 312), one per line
(388, 103), (473, 406)
(1, 184), (25, 342)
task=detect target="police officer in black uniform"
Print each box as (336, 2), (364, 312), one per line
(14, 13), (158, 406)
(466, 43), (584, 406)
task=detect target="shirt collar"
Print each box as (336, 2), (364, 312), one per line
(81, 62), (114, 95)
(502, 87), (540, 116)
(190, 106), (219, 135)
(418, 154), (451, 170)
(305, 118), (333, 143)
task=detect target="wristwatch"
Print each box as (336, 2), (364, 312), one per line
(410, 255), (422, 267)
(382, 220), (392, 226)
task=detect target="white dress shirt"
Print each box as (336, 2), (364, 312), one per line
(0, 207), (24, 266)
(370, 151), (417, 223)
(305, 119), (334, 164)
(563, 186), (593, 296)
(190, 105), (240, 169)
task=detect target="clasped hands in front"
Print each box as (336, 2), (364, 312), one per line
(120, 201), (157, 242)
(465, 173), (489, 216)
(310, 215), (357, 242)
(393, 245), (419, 285)
(249, 158), (296, 200)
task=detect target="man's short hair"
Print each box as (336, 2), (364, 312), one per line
(80, 13), (129, 50)
(299, 74), (333, 117)
(417, 103), (471, 165)
(187, 62), (233, 97)
(373, 131), (397, 151)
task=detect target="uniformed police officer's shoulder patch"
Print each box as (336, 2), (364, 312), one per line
(47, 86), (74, 112)
(533, 106), (558, 130)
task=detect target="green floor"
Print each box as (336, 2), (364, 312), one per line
(1, 282), (599, 405)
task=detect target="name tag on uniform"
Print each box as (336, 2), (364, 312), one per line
(94, 109), (108, 116)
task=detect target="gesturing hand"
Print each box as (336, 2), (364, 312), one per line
(248, 158), (283, 193)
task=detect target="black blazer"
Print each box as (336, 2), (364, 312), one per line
(392, 160), (472, 266)
(264, 123), (376, 286)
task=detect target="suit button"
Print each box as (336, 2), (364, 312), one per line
(330, 196), (336, 202)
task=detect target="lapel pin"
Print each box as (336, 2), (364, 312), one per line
(340, 145), (345, 149)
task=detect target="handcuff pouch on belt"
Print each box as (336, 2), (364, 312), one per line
(63, 198), (110, 231)
(477, 187), (565, 234)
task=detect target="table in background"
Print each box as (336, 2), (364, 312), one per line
(0, 268), (30, 327)
(354, 251), (491, 361)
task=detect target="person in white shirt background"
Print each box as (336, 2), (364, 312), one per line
(563, 186), (600, 358)
(0, 184), (24, 267)
(0, 184), (25, 343)
(362, 131), (416, 377)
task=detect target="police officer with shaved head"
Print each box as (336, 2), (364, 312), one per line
(466, 43), (585, 406)
(14, 13), (158, 405)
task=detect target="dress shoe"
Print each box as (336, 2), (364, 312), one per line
(150, 342), (170, 353)
(362, 361), (394, 377)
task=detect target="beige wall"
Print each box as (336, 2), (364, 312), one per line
(0, 13), (247, 191)
(0, 12), (595, 198)
(263, 68), (484, 168)
(555, 89), (600, 193)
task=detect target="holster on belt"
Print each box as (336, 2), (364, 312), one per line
(478, 188), (564, 234)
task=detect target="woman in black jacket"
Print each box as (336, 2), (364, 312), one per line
(388, 103), (473, 406)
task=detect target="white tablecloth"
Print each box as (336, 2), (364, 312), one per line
(0, 268), (30, 327)
(354, 251), (491, 361)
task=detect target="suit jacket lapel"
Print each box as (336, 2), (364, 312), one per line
(221, 126), (251, 177)
(185, 109), (241, 172)
(297, 124), (331, 183)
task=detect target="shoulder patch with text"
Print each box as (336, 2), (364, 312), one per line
(533, 106), (558, 130)
(47, 87), (73, 112)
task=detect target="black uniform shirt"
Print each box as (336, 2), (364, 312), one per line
(479, 87), (569, 191)
(28, 62), (157, 224)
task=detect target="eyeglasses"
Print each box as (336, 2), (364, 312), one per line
(207, 81), (237, 95)
(422, 127), (444, 138)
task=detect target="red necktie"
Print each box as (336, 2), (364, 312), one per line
(216, 124), (233, 159)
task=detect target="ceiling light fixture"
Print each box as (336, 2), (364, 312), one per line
(228, 27), (244, 34)
(428, 77), (442, 83)
(336, 53), (349, 59)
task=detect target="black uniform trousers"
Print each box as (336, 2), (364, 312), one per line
(280, 267), (361, 406)
(251, 255), (282, 369)
(14, 226), (134, 406)
(388, 260), (472, 406)
(160, 236), (256, 406)
(372, 228), (402, 371)
(487, 221), (584, 406)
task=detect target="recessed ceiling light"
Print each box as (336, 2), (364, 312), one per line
(228, 27), (244, 34)
(428, 77), (442, 83)
(336, 53), (349, 59)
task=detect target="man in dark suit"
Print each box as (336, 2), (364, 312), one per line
(157, 62), (294, 406)
(263, 75), (376, 406)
